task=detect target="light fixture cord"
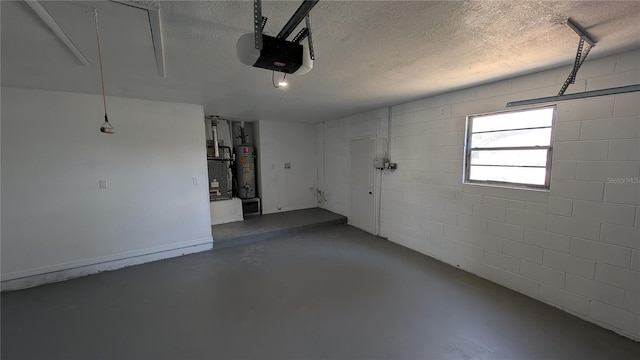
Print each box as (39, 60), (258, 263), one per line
(94, 8), (108, 118)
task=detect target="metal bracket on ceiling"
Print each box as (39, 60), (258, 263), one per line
(506, 84), (640, 108)
(254, 0), (263, 50)
(291, 15), (315, 60)
(504, 18), (640, 108)
(254, 0), (318, 57)
(565, 18), (595, 47)
(276, 0), (319, 40)
(305, 14), (315, 60)
(557, 18), (596, 96)
(292, 28), (309, 43)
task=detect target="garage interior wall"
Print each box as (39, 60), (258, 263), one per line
(320, 49), (640, 340)
(320, 108), (389, 217)
(257, 120), (319, 214)
(1, 87), (213, 288)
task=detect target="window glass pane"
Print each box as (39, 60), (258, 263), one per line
(471, 128), (551, 148)
(470, 149), (548, 166)
(471, 108), (554, 133)
(469, 166), (546, 185)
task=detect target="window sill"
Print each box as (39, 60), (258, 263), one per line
(463, 181), (550, 192)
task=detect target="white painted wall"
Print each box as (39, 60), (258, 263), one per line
(321, 49), (640, 340)
(257, 120), (318, 214)
(321, 108), (388, 216)
(1, 87), (212, 288)
(210, 198), (243, 225)
(320, 109), (390, 234)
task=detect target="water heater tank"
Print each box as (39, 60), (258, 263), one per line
(234, 145), (256, 199)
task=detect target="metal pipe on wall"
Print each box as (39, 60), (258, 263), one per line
(387, 106), (392, 159)
(376, 106), (393, 237)
(212, 127), (220, 158)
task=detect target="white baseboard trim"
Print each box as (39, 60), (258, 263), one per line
(1, 237), (213, 291)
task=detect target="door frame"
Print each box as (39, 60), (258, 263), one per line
(348, 135), (380, 235)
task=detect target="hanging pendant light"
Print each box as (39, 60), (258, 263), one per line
(93, 8), (114, 134)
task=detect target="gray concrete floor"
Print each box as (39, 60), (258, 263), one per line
(211, 208), (346, 247)
(2, 225), (639, 360)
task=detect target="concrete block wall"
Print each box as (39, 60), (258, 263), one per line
(321, 49), (640, 340)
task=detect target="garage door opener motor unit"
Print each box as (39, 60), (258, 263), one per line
(237, 0), (318, 79)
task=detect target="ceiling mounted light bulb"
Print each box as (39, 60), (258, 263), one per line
(272, 71), (288, 89)
(100, 114), (115, 134)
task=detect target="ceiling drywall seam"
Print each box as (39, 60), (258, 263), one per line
(24, 0), (90, 66)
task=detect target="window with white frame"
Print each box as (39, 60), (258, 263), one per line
(464, 106), (555, 189)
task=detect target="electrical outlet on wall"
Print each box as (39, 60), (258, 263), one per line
(284, 163), (291, 169)
(99, 179), (107, 189)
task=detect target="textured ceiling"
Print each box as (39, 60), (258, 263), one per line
(2, 1), (640, 122)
